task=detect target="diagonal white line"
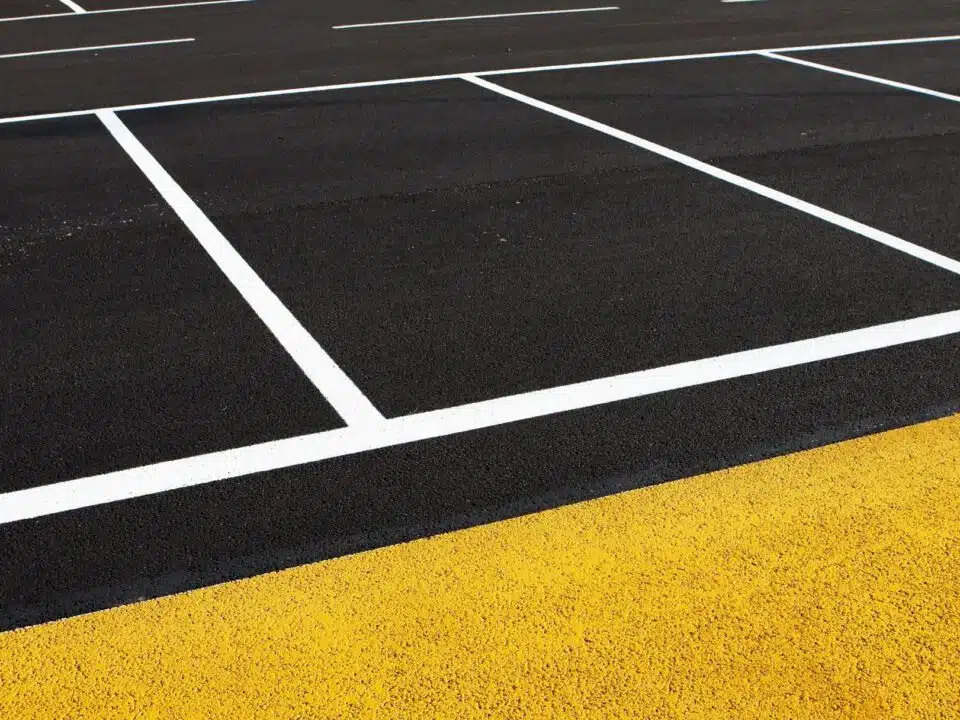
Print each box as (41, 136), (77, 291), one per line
(0, 38), (193, 60)
(1, 33), (959, 125)
(333, 6), (619, 29)
(760, 51), (960, 105)
(461, 74), (960, 277)
(2, 309), (959, 524)
(472, 33), (960, 76)
(97, 110), (385, 428)
(0, 0), (254, 24)
(57, 0), (86, 13)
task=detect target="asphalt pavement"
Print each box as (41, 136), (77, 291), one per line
(1, 0), (959, 630)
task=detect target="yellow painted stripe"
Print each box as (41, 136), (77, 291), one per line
(2, 415), (959, 718)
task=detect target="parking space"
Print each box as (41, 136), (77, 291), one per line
(798, 40), (960, 96)
(498, 50), (960, 260)
(0, 118), (343, 492)
(122, 78), (960, 415)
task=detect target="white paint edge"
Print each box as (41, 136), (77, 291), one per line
(97, 110), (385, 427)
(3, 309), (959, 524)
(0, 38), (194, 60)
(0, 0), (253, 24)
(57, 0), (86, 13)
(760, 51), (960, 104)
(1, 33), (958, 124)
(333, 6), (619, 29)
(462, 74), (960, 277)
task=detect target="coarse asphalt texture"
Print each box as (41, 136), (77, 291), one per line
(3, 415), (959, 718)
(1, 0), (959, 715)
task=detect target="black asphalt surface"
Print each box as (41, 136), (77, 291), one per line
(2, 117), (342, 491)
(2, 0), (959, 628)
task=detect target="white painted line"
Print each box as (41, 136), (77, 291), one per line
(333, 6), (619, 29)
(474, 33), (960, 76)
(462, 74), (960, 277)
(0, 38), (194, 60)
(96, 110), (385, 427)
(58, 0), (86, 13)
(2, 308), (959, 524)
(760, 51), (960, 104)
(0, 0), (253, 24)
(1, 33), (959, 125)
(0, 74), (458, 126)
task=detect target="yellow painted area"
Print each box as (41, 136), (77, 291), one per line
(2, 415), (959, 719)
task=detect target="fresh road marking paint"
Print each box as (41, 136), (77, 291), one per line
(462, 74), (960, 277)
(761, 51), (960, 104)
(333, 6), (619, 29)
(97, 110), (385, 429)
(0, 33), (958, 124)
(57, 0), (86, 13)
(0, 38), (194, 60)
(2, 308), (959, 525)
(0, 0), (254, 24)
(1, 415), (957, 718)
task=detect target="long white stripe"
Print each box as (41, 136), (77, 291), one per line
(462, 74), (960, 277)
(57, 0), (86, 13)
(474, 33), (960, 76)
(0, 38), (193, 60)
(97, 110), (385, 427)
(2, 309), (959, 524)
(333, 6), (618, 29)
(0, 0), (253, 24)
(1, 33), (959, 125)
(760, 51), (960, 104)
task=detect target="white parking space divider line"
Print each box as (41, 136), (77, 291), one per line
(97, 110), (386, 428)
(461, 74), (960, 277)
(0, 33), (959, 125)
(760, 51), (960, 105)
(2, 308), (959, 524)
(333, 6), (619, 30)
(57, 0), (86, 13)
(0, 38), (194, 60)
(472, 34), (960, 76)
(0, 0), (254, 24)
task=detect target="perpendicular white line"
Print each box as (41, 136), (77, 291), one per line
(333, 6), (619, 29)
(1, 33), (959, 125)
(760, 51), (960, 104)
(462, 74), (960, 277)
(2, 308), (959, 525)
(57, 0), (86, 13)
(96, 110), (385, 427)
(0, 0), (254, 24)
(0, 38), (194, 60)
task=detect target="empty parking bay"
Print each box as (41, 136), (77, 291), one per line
(0, 118), (343, 490)
(122, 79), (960, 416)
